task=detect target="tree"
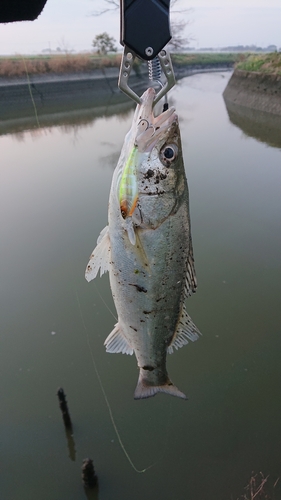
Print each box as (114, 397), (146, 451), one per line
(92, 32), (117, 55)
(169, 18), (191, 52)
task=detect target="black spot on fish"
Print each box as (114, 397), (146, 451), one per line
(142, 365), (154, 371)
(129, 284), (147, 293)
(145, 169), (154, 179)
(130, 326), (137, 332)
(143, 310), (152, 314)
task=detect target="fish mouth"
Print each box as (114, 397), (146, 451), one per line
(134, 88), (177, 153)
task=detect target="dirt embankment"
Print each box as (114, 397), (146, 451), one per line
(223, 69), (281, 115)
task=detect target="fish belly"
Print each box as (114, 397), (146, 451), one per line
(108, 192), (190, 398)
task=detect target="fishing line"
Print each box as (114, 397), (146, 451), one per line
(21, 56), (41, 128)
(93, 281), (117, 321)
(75, 289), (158, 474)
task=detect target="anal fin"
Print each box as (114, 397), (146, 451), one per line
(104, 323), (134, 355)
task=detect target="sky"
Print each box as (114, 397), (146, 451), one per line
(0, 0), (281, 55)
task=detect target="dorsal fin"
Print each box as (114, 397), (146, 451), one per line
(184, 240), (197, 297)
(168, 305), (201, 354)
(85, 226), (111, 282)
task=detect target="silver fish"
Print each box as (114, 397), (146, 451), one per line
(85, 87), (201, 399)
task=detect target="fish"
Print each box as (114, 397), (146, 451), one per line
(85, 87), (201, 400)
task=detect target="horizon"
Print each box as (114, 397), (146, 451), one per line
(0, 0), (281, 56)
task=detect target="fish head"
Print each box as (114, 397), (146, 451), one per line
(135, 87), (178, 154)
(134, 88), (184, 197)
(116, 88), (184, 233)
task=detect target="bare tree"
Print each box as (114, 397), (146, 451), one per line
(169, 17), (192, 52)
(91, 0), (119, 16)
(91, 0), (192, 51)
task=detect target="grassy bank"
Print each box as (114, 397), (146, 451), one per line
(0, 53), (122, 78)
(0, 52), (238, 79)
(171, 52), (239, 66)
(2, 52), (280, 80)
(236, 52), (281, 75)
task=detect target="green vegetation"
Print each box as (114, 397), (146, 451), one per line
(236, 52), (281, 75)
(171, 52), (239, 66)
(1, 51), (281, 80)
(92, 32), (117, 55)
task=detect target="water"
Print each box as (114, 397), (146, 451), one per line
(1, 72), (281, 500)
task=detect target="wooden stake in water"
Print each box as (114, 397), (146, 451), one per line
(82, 458), (98, 489)
(57, 388), (72, 430)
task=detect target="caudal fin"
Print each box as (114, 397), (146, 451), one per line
(134, 370), (187, 400)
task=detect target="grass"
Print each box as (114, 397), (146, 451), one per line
(0, 52), (238, 79)
(237, 473), (279, 500)
(236, 52), (281, 75)
(0, 53), (122, 78)
(1, 51), (280, 79)
(171, 52), (239, 66)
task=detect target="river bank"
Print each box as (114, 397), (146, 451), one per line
(0, 63), (233, 122)
(223, 69), (281, 115)
(223, 53), (281, 116)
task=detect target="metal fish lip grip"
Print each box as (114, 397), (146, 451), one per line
(118, 0), (176, 106)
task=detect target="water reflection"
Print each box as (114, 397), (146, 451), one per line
(64, 426), (76, 461)
(83, 484), (99, 500)
(0, 95), (134, 139)
(224, 97), (281, 149)
(1, 72), (281, 500)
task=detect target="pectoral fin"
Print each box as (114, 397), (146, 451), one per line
(126, 217), (136, 245)
(85, 226), (111, 282)
(168, 305), (201, 354)
(104, 323), (134, 355)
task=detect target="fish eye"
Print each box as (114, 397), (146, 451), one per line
(164, 147), (174, 159)
(160, 144), (178, 165)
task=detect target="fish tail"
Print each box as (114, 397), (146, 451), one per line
(134, 369), (187, 400)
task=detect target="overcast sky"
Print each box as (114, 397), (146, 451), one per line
(0, 0), (280, 55)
